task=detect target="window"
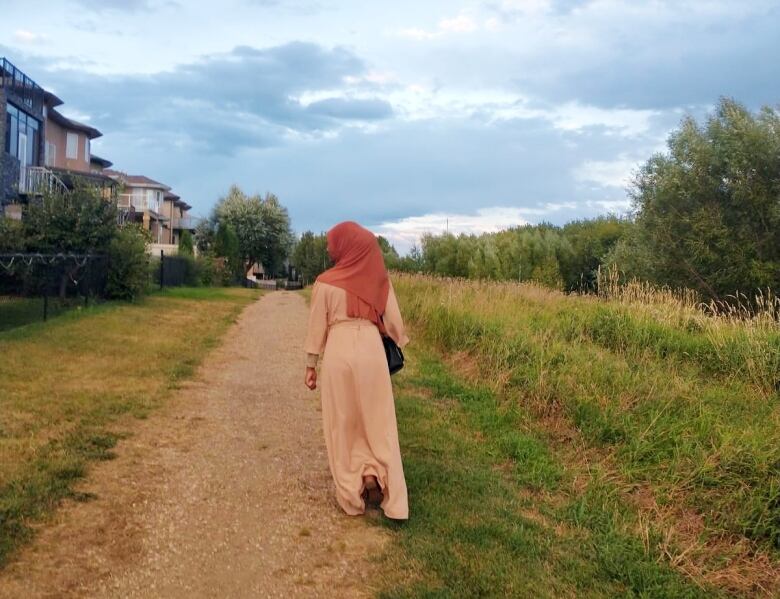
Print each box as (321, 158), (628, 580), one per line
(45, 141), (57, 167)
(84, 138), (90, 162)
(5, 103), (40, 165)
(66, 132), (78, 160)
(146, 189), (159, 212)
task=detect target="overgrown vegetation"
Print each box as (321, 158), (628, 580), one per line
(0, 185), (150, 301)
(378, 351), (714, 597)
(0, 287), (259, 565)
(106, 224), (151, 300)
(377, 99), (780, 302)
(387, 273), (780, 596)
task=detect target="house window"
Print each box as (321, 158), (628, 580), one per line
(66, 132), (78, 159)
(4, 103), (40, 165)
(45, 141), (57, 167)
(84, 138), (90, 162)
(146, 189), (161, 212)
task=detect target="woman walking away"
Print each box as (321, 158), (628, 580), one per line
(304, 221), (409, 520)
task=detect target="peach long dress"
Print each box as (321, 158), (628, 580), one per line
(304, 280), (410, 520)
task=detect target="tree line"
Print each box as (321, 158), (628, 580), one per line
(292, 98), (780, 301)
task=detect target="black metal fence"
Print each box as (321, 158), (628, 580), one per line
(152, 251), (194, 288)
(0, 253), (108, 329)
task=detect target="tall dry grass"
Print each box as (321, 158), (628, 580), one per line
(393, 272), (780, 555)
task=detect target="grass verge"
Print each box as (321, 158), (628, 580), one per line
(0, 286), (259, 565)
(388, 274), (780, 596)
(376, 350), (714, 598)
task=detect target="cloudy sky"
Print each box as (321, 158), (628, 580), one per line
(2, 0), (779, 250)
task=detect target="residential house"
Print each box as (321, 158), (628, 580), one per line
(1, 57), (116, 219)
(90, 154), (113, 174)
(43, 91), (116, 198)
(105, 170), (198, 254)
(1, 57), (45, 219)
(160, 191), (198, 246)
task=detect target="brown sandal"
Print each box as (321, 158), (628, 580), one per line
(362, 475), (383, 508)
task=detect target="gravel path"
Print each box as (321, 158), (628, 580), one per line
(0, 291), (387, 598)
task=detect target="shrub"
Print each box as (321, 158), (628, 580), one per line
(178, 230), (194, 256)
(0, 218), (25, 251)
(106, 225), (150, 300)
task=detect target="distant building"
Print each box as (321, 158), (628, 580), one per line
(104, 169), (199, 254)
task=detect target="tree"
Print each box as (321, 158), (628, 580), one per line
(106, 224), (150, 300)
(377, 235), (400, 269)
(23, 183), (118, 297)
(629, 98), (780, 299)
(212, 186), (294, 278)
(194, 219), (214, 253)
(259, 193), (295, 276)
(178, 230), (194, 256)
(291, 231), (330, 284)
(559, 217), (631, 291)
(23, 183), (117, 253)
(0, 218), (24, 252)
(214, 222), (242, 282)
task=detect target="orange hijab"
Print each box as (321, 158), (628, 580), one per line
(317, 221), (389, 329)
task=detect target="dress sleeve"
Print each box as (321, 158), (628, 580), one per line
(383, 279), (410, 348)
(304, 282), (329, 363)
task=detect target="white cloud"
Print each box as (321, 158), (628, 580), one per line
(574, 155), (640, 188)
(13, 30), (48, 44)
(585, 198), (632, 213)
(397, 27), (441, 41)
(373, 204), (577, 252)
(439, 15), (478, 33)
(397, 11), (479, 40)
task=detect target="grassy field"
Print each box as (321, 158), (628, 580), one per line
(377, 274), (779, 597)
(0, 296), (89, 332)
(0, 287), (259, 565)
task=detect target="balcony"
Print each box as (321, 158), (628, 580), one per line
(0, 57), (44, 115)
(171, 216), (201, 231)
(118, 196), (162, 215)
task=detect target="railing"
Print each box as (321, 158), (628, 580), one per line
(0, 57), (44, 114)
(171, 216), (201, 230)
(22, 167), (68, 196)
(118, 196), (160, 213)
(117, 207), (136, 226)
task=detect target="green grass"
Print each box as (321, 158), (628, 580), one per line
(387, 274), (780, 595)
(376, 351), (714, 598)
(0, 286), (259, 566)
(0, 296), (90, 332)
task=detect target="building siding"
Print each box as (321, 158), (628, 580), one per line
(45, 118), (90, 172)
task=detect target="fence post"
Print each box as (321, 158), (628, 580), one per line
(159, 249), (164, 290)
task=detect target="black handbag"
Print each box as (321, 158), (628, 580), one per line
(382, 334), (405, 375)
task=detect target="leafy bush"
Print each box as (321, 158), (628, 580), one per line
(106, 225), (150, 300)
(0, 218), (25, 251)
(178, 230), (194, 256)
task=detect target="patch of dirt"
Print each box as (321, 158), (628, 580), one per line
(0, 291), (387, 598)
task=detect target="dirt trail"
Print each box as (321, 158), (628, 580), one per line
(0, 291), (387, 598)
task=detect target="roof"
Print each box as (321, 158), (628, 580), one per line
(104, 169), (171, 191)
(48, 108), (102, 139)
(90, 154), (113, 168)
(163, 190), (192, 211)
(43, 90), (64, 108)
